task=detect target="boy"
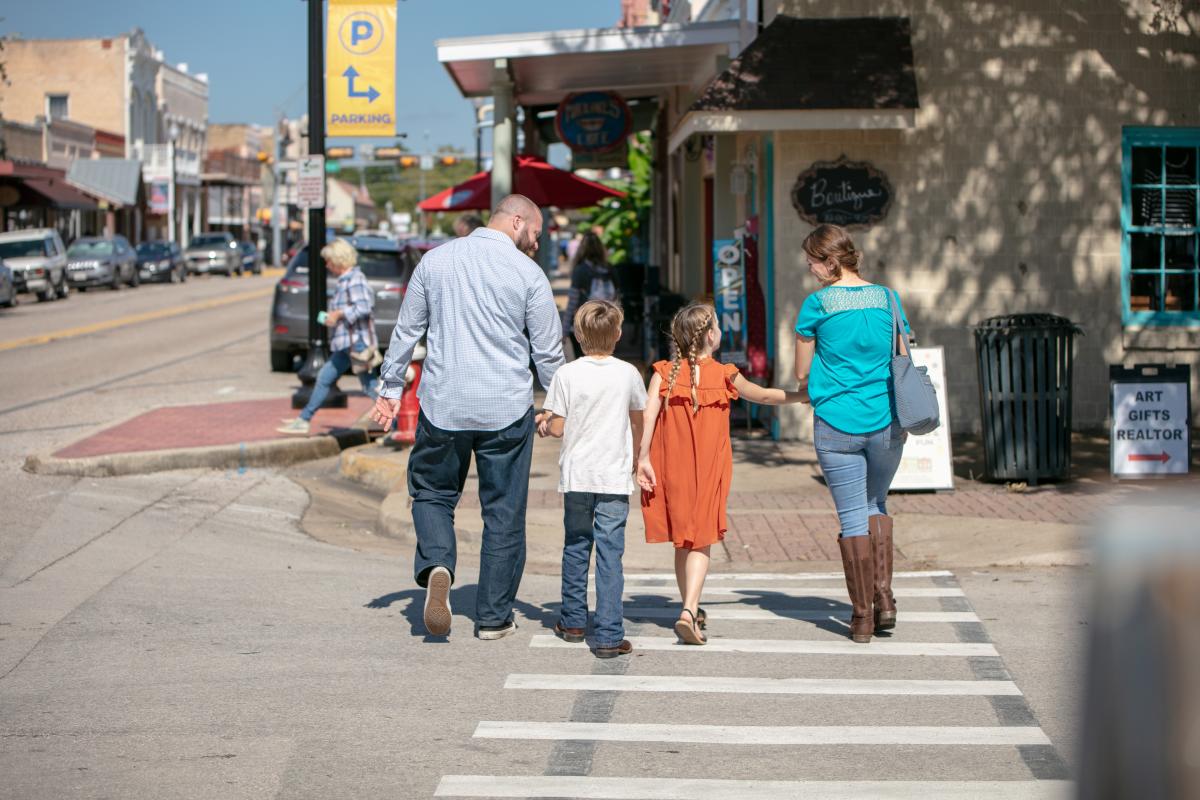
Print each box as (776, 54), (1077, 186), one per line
(537, 300), (647, 658)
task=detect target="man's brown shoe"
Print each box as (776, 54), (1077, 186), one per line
(554, 622), (586, 643)
(593, 639), (633, 659)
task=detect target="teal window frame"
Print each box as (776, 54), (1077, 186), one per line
(1121, 126), (1200, 328)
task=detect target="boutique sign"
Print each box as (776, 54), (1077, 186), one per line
(555, 91), (632, 154)
(791, 156), (892, 228)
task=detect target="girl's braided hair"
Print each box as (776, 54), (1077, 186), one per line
(666, 303), (716, 414)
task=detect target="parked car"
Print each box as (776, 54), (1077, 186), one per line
(185, 232), (241, 276)
(0, 228), (69, 302)
(136, 240), (187, 284)
(237, 240), (263, 275)
(66, 235), (140, 290)
(268, 235), (421, 372)
(0, 259), (16, 308)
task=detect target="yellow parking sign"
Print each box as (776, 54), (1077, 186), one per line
(327, 0), (395, 137)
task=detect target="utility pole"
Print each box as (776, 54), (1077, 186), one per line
(292, 0), (345, 410)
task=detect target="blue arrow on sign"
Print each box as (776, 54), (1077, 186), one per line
(342, 66), (380, 103)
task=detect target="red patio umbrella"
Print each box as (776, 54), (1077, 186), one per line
(417, 155), (625, 211)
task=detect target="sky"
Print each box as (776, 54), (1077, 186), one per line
(2, 0), (618, 153)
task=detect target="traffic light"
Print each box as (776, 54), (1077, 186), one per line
(440, 156), (458, 166)
(399, 156), (419, 168)
(374, 146), (404, 160)
(326, 146), (355, 160)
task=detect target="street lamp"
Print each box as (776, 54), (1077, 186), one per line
(168, 121), (180, 243)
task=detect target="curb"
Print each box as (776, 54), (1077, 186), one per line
(24, 429), (370, 478)
(338, 444), (408, 495)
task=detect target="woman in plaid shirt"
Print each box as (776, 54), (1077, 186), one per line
(278, 239), (379, 435)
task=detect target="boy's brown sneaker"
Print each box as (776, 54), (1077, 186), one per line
(593, 639), (633, 659)
(554, 622), (586, 643)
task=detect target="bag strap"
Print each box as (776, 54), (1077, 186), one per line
(888, 289), (909, 359)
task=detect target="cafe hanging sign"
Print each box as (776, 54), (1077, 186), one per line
(791, 155), (892, 228)
(555, 91), (632, 154)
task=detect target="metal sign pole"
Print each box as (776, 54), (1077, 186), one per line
(293, 0), (344, 409)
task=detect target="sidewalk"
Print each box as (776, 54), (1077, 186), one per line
(25, 395), (374, 477)
(339, 426), (1199, 573)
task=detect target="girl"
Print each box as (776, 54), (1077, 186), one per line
(637, 303), (805, 645)
(794, 224), (912, 644)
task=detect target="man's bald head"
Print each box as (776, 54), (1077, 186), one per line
(488, 194), (542, 257)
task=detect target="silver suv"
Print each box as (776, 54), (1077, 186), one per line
(0, 228), (69, 302)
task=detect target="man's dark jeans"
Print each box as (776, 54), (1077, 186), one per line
(408, 409), (535, 626)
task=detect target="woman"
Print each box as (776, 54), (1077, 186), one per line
(794, 224), (912, 644)
(563, 232), (618, 357)
(278, 239), (379, 435)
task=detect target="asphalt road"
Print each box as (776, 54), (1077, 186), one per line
(0, 274), (1087, 798)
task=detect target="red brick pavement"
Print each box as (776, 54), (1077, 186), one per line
(54, 397), (373, 459)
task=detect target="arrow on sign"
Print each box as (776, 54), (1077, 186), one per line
(342, 66), (380, 103)
(1128, 452), (1170, 463)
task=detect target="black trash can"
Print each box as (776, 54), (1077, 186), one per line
(973, 314), (1083, 484)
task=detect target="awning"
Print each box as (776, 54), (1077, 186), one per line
(669, 15), (920, 152)
(66, 158), (143, 207)
(24, 178), (98, 210)
(418, 155), (625, 212)
(437, 20), (743, 106)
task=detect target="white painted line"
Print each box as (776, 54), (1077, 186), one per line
(624, 570), (954, 582)
(435, 776), (1073, 799)
(475, 721), (1051, 746)
(530, 635), (997, 657)
(504, 674), (1022, 696)
(616, 586), (965, 598)
(624, 607), (980, 623)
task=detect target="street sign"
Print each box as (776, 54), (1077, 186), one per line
(1110, 364), (1191, 478)
(891, 347), (955, 491)
(327, 0), (396, 137)
(419, 155), (434, 171)
(297, 156), (326, 209)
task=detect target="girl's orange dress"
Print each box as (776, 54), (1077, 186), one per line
(642, 358), (740, 549)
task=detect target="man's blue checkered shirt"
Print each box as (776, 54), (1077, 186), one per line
(378, 227), (565, 431)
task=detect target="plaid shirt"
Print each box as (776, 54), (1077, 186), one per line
(379, 227), (564, 430)
(329, 266), (375, 353)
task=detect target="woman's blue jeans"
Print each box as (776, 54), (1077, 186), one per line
(300, 348), (379, 421)
(560, 492), (628, 648)
(813, 416), (906, 538)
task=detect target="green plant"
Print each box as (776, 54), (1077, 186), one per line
(585, 132), (652, 265)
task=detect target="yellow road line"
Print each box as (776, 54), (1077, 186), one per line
(0, 286), (276, 352)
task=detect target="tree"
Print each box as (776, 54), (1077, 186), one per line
(584, 132), (652, 265)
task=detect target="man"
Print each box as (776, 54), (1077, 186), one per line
(372, 194), (564, 639)
(452, 213), (484, 238)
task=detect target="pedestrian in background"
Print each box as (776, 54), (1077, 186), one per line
(278, 239), (379, 436)
(537, 300), (647, 659)
(562, 232), (618, 359)
(452, 214), (484, 238)
(371, 194), (564, 640)
(637, 303), (804, 645)
(794, 223), (912, 644)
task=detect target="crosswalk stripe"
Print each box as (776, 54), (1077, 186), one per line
(504, 674), (1022, 696)
(616, 586), (964, 597)
(530, 635), (997, 657)
(474, 721), (1052, 746)
(624, 607), (980, 623)
(624, 570), (955, 582)
(435, 776), (1073, 799)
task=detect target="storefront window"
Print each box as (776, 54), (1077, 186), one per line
(1123, 128), (1200, 325)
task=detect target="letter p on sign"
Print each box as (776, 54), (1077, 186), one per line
(351, 19), (373, 46)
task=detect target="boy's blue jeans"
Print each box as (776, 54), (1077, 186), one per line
(813, 416), (906, 538)
(560, 492), (628, 647)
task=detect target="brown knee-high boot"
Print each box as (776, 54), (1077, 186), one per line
(838, 534), (875, 643)
(869, 514), (897, 631)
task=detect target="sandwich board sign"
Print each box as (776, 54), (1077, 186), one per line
(891, 346), (955, 491)
(1110, 364), (1191, 478)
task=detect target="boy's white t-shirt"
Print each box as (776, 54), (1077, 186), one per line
(544, 356), (648, 496)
